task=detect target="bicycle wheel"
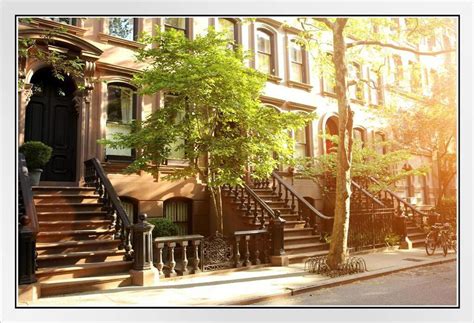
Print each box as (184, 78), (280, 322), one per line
(425, 231), (437, 256)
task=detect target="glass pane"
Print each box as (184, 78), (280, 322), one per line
(165, 18), (186, 32)
(257, 53), (271, 74)
(290, 45), (302, 63)
(291, 62), (303, 83)
(295, 127), (307, 144)
(49, 18), (75, 25)
(107, 85), (133, 124)
(108, 18), (134, 40)
(295, 144), (307, 158)
(218, 18), (235, 42)
(257, 31), (271, 53)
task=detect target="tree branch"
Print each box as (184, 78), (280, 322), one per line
(313, 18), (334, 30)
(347, 39), (455, 56)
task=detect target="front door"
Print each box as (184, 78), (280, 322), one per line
(25, 68), (78, 182)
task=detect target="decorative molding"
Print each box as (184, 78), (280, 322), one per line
(98, 33), (145, 50)
(286, 101), (317, 112)
(23, 18), (87, 36)
(260, 95), (286, 107)
(21, 84), (34, 105)
(96, 61), (141, 77)
(287, 80), (313, 91)
(267, 74), (282, 84)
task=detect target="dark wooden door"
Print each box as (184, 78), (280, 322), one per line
(25, 68), (78, 182)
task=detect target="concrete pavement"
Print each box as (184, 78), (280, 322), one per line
(20, 247), (457, 307)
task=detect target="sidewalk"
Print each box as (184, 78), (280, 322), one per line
(22, 247), (456, 306)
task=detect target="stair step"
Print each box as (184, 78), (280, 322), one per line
(37, 211), (108, 221)
(283, 227), (315, 237)
(36, 260), (133, 282)
(39, 273), (132, 297)
(38, 220), (113, 231)
(284, 235), (323, 245)
(32, 186), (97, 196)
(34, 194), (100, 204)
(37, 229), (116, 242)
(35, 203), (104, 212)
(37, 249), (126, 267)
(36, 239), (121, 255)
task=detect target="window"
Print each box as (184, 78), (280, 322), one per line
(349, 62), (364, 101)
(47, 17), (77, 26)
(120, 197), (138, 223)
(369, 69), (384, 105)
(325, 117), (338, 154)
(164, 95), (186, 160)
(164, 198), (192, 235)
(374, 132), (386, 155)
(164, 18), (188, 36)
(289, 40), (305, 83)
(105, 83), (137, 159)
(256, 29), (275, 75)
(106, 18), (138, 41)
(218, 18), (238, 45)
(392, 55), (403, 86)
(322, 53), (336, 94)
(430, 69), (439, 92)
(390, 18), (400, 33)
(294, 126), (309, 158)
(409, 61), (421, 92)
(353, 128), (366, 146)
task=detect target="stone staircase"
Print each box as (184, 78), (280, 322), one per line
(405, 218), (427, 248)
(224, 184), (329, 264)
(32, 186), (133, 297)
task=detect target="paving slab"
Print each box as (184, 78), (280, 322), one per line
(21, 247), (456, 307)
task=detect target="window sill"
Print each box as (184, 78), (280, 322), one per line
(27, 18), (87, 36)
(350, 98), (365, 105)
(287, 80), (313, 91)
(266, 74), (283, 84)
(321, 91), (337, 98)
(98, 33), (145, 50)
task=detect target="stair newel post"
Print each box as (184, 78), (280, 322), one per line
(234, 235), (242, 267)
(244, 235), (251, 266)
(270, 210), (286, 257)
(131, 213), (154, 270)
(18, 216), (37, 285)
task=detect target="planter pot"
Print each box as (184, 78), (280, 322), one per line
(28, 169), (43, 186)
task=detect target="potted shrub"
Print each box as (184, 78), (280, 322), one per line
(19, 141), (52, 186)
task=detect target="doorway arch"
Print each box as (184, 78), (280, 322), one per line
(25, 67), (78, 182)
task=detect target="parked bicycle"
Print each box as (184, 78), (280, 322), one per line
(425, 222), (456, 256)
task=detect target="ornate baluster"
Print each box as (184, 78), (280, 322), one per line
(244, 235), (251, 266)
(284, 187), (289, 205)
(192, 239), (201, 273)
(234, 236), (242, 267)
(181, 241), (189, 275)
(291, 193), (296, 211)
(155, 242), (165, 277)
(252, 198), (259, 225)
(272, 175), (277, 194)
(260, 209), (266, 229)
(168, 242), (177, 277)
(254, 235), (261, 265)
(278, 182), (282, 198)
(245, 192), (251, 217)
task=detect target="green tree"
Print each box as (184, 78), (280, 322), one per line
(298, 17), (456, 269)
(101, 28), (313, 232)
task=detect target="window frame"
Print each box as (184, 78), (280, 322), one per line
(349, 62), (364, 102)
(217, 18), (240, 46)
(105, 82), (138, 161)
(374, 131), (387, 155)
(164, 17), (190, 38)
(392, 54), (404, 86)
(48, 17), (78, 26)
(163, 197), (193, 235)
(321, 52), (336, 96)
(256, 28), (277, 76)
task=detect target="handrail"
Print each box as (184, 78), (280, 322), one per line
(368, 176), (427, 216)
(271, 172), (332, 220)
(84, 158), (131, 227)
(84, 158), (132, 259)
(351, 179), (386, 209)
(242, 182), (278, 220)
(18, 153), (38, 236)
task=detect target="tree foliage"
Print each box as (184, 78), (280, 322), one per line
(100, 28), (314, 231)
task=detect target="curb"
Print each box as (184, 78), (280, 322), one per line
(227, 257), (456, 305)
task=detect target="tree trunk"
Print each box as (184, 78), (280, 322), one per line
(326, 19), (354, 269)
(209, 186), (224, 234)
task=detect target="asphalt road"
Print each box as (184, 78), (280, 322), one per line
(255, 261), (457, 306)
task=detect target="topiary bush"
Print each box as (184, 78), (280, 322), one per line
(19, 141), (52, 169)
(148, 217), (179, 238)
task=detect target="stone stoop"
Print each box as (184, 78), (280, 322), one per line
(26, 186), (134, 298)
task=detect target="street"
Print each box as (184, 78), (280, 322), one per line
(255, 261), (457, 306)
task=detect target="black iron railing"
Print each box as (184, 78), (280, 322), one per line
(18, 153), (38, 284)
(84, 158), (132, 260)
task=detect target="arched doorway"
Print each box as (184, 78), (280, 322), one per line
(25, 67), (78, 182)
